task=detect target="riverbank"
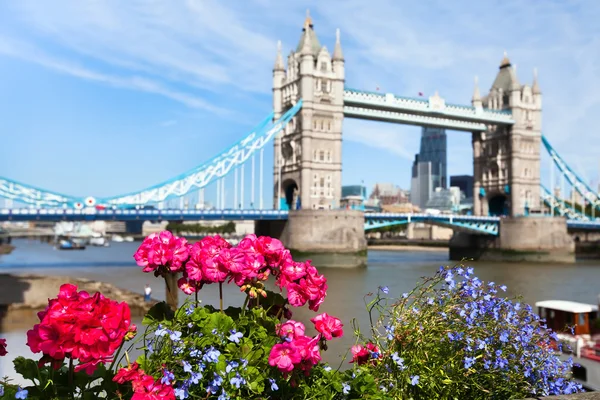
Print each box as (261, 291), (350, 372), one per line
(0, 245), (14, 255)
(0, 273), (155, 332)
(368, 244), (447, 252)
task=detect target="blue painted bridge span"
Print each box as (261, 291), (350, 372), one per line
(2, 209), (600, 236)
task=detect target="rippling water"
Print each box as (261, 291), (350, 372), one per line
(1, 239), (600, 383)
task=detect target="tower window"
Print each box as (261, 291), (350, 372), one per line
(327, 121), (331, 131)
(320, 178), (325, 187)
(319, 151), (324, 161)
(321, 80), (327, 93)
(313, 120), (317, 130)
(320, 62), (327, 71)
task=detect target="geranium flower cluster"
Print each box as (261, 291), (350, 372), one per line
(0, 338), (7, 357)
(133, 230), (189, 277)
(113, 362), (175, 399)
(26, 283), (133, 374)
(134, 232), (328, 311)
(350, 342), (380, 365)
(269, 314), (344, 375)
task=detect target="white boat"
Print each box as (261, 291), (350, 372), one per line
(124, 236), (134, 242)
(89, 236), (109, 247)
(536, 299), (600, 391)
(112, 235), (124, 243)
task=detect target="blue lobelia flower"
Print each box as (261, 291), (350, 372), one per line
(183, 360), (193, 373)
(207, 373), (223, 393)
(342, 382), (351, 395)
(218, 389), (230, 400)
(230, 373), (246, 389)
(174, 387), (189, 399)
(0, 384), (3, 397)
(170, 330), (183, 341)
(228, 330), (243, 344)
(190, 371), (202, 385)
(155, 324), (168, 337)
(391, 352), (406, 370)
(323, 365), (332, 372)
(162, 369), (175, 385)
(410, 375), (420, 386)
(203, 346), (221, 363)
(225, 360), (239, 373)
(379, 286), (389, 294)
(269, 378), (279, 391)
(464, 356), (476, 369)
(15, 387), (28, 399)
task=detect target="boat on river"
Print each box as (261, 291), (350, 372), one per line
(56, 239), (86, 250)
(536, 299), (600, 391)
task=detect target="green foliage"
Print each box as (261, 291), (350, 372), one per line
(138, 298), (349, 399)
(0, 356), (120, 400)
(166, 221), (236, 236)
(342, 264), (583, 399)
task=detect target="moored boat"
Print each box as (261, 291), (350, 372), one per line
(536, 299), (600, 391)
(57, 239), (86, 250)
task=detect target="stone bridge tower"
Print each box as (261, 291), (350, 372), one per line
(472, 53), (542, 217)
(272, 12), (344, 210)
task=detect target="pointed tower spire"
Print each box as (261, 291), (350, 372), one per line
(304, 9), (313, 29)
(300, 21), (313, 55)
(472, 76), (481, 101)
(472, 76), (482, 110)
(274, 40), (285, 71)
(500, 50), (511, 68)
(532, 68), (541, 94)
(333, 28), (344, 61)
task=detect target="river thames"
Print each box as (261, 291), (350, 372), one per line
(1, 239), (600, 382)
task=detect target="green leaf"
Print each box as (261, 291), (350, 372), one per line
(13, 357), (40, 381)
(209, 312), (234, 334)
(143, 301), (175, 325)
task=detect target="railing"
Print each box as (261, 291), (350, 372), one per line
(343, 88), (515, 125)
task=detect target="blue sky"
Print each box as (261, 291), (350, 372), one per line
(0, 0), (599, 208)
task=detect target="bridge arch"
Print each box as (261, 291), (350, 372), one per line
(278, 179), (299, 210)
(488, 193), (509, 216)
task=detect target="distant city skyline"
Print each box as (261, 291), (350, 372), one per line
(0, 1), (599, 208)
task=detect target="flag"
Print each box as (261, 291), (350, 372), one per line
(375, 86), (380, 91)
(418, 92), (424, 96)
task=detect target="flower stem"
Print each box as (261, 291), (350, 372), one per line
(164, 273), (178, 310)
(241, 293), (250, 316)
(109, 339), (125, 372)
(195, 289), (199, 306)
(68, 357), (74, 400)
(219, 281), (224, 313)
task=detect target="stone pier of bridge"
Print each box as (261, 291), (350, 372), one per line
(449, 216), (575, 263)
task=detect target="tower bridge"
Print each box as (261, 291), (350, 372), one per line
(1, 12), (599, 265)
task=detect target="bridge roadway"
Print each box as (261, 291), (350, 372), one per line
(2, 209), (599, 236)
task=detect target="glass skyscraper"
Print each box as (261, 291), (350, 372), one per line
(418, 127), (447, 189)
(410, 127), (447, 209)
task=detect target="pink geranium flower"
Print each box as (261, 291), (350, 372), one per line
(268, 342), (301, 373)
(277, 320), (306, 339)
(0, 338), (7, 356)
(311, 313), (344, 340)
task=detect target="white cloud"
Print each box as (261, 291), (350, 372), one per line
(343, 119), (419, 161)
(0, 35), (229, 114)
